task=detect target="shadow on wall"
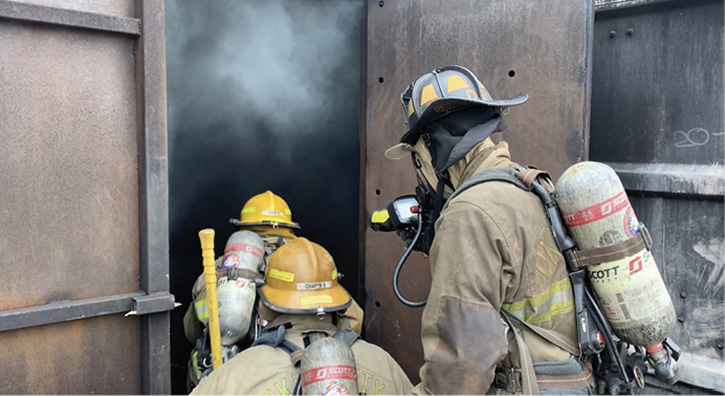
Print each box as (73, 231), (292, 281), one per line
(165, 0), (364, 393)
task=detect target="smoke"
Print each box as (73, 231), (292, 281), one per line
(166, 1), (363, 392)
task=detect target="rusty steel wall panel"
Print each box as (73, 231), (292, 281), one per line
(591, 0), (724, 392)
(0, 314), (141, 394)
(0, 0), (171, 393)
(362, 0), (593, 380)
(7, 0), (135, 18)
(0, 20), (140, 311)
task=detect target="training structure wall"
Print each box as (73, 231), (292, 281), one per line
(592, 0), (724, 393)
(0, 1), (171, 393)
(361, 0), (593, 380)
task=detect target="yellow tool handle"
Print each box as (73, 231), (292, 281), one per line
(199, 228), (223, 369)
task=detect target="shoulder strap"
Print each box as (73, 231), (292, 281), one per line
(332, 330), (361, 347)
(502, 310), (579, 356)
(251, 325), (301, 355)
(444, 167), (531, 211)
(501, 311), (540, 395)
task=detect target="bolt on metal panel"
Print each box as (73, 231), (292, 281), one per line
(363, 0), (592, 380)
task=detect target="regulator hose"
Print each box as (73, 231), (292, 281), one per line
(392, 214), (427, 307)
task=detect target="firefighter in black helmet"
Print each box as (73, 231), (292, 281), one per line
(382, 66), (590, 395)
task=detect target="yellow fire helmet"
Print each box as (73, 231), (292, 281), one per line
(259, 237), (352, 315)
(229, 190), (301, 230)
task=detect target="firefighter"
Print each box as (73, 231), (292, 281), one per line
(191, 238), (413, 396)
(183, 191), (364, 389)
(384, 66), (593, 394)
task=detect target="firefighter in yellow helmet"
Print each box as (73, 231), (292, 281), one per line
(183, 191), (365, 390)
(380, 66), (591, 394)
(191, 238), (413, 396)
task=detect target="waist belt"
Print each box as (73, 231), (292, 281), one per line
(494, 365), (595, 392)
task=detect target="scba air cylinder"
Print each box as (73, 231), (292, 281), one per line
(555, 161), (675, 347)
(301, 337), (359, 396)
(216, 230), (265, 346)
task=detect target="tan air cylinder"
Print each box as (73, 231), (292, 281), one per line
(216, 231), (265, 346)
(301, 337), (358, 396)
(555, 161), (675, 347)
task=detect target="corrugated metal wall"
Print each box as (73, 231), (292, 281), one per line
(361, 0), (593, 381)
(0, 1), (171, 393)
(591, 0), (724, 393)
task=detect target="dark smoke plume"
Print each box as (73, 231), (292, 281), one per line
(165, 1), (363, 392)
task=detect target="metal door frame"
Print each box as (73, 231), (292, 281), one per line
(0, 1), (172, 393)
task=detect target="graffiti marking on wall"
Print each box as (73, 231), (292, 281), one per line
(674, 128), (725, 148)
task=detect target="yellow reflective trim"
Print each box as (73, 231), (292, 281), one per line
(300, 295), (333, 306)
(447, 75), (470, 92)
(332, 269), (338, 280)
(269, 268), (295, 282)
(407, 102), (415, 116)
(241, 206), (256, 214)
(194, 299), (209, 320)
(420, 84), (438, 106)
(371, 210), (390, 224)
(190, 350), (201, 384)
(502, 277), (572, 312)
(523, 300), (575, 325)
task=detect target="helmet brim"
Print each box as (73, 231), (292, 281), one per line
(258, 284), (352, 315)
(397, 94), (528, 147)
(384, 143), (414, 160)
(229, 218), (302, 230)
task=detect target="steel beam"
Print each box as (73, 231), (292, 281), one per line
(608, 162), (725, 196)
(135, 0), (170, 393)
(595, 0), (681, 12)
(0, 0), (140, 35)
(0, 292), (145, 332)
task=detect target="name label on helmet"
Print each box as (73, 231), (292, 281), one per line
(262, 210), (285, 217)
(296, 281), (332, 290)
